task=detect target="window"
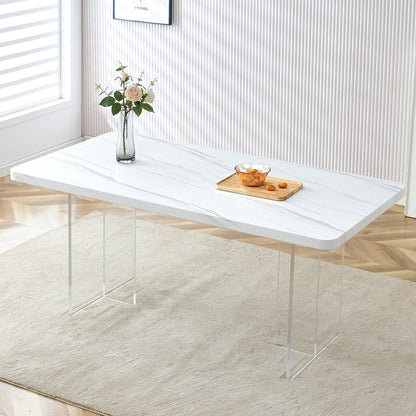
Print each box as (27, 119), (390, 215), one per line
(0, 0), (80, 175)
(0, 0), (61, 118)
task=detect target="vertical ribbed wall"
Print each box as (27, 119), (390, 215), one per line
(82, 0), (416, 183)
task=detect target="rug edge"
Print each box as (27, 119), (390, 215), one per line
(0, 377), (112, 416)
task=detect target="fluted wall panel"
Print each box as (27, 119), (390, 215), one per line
(82, 0), (416, 183)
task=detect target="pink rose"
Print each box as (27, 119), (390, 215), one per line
(120, 71), (129, 81)
(125, 85), (142, 102)
(144, 88), (155, 103)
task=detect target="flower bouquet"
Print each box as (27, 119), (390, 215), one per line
(95, 63), (157, 163)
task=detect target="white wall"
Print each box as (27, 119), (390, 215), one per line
(83, 0), (416, 184)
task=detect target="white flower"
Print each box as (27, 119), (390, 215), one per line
(120, 72), (129, 82)
(125, 85), (142, 102)
(144, 88), (155, 103)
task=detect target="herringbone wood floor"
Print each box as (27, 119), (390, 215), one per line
(1, 175), (415, 416)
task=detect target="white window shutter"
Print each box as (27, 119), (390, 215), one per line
(0, 0), (61, 117)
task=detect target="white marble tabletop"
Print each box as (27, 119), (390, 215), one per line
(11, 132), (405, 250)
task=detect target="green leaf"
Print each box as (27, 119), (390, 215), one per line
(114, 90), (123, 101)
(133, 105), (142, 116)
(142, 103), (154, 113)
(99, 96), (115, 107)
(111, 102), (121, 115)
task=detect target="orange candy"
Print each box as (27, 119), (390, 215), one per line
(278, 182), (287, 188)
(249, 169), (258, 173)
(266, 184), (276, 191)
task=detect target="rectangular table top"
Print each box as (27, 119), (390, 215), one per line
(10, 132), (405, 250)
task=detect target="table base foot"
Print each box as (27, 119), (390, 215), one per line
(276, 331), (343, 380)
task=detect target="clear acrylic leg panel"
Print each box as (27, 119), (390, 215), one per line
(68, 195), (136, 314)
(102, 202), (136, 305)
(276, 243), (344, 379)
(68, 194), (105, 314)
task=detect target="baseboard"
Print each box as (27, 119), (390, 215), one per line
(0, 136), (88, 178)
(404, 204), (416, 218)
(405, 210), (416, 218)
(395, 197), (414, 217)
(396, 196), (405, 207)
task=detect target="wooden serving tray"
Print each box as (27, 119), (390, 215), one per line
(216, 173), (303, 201)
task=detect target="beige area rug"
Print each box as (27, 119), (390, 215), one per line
(1, 213), (416, 416)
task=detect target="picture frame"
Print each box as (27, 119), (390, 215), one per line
(113, 0), (172, 26)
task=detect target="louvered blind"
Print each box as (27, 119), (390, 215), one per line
(0, 0), (61, 118)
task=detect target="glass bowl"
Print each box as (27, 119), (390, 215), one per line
(234, 163), (271, 187)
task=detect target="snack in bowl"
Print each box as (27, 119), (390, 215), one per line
(234, 164), (271, 187)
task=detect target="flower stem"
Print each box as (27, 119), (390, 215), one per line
(122, 112), (127, 155)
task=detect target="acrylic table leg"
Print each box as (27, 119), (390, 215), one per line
(68, 194), (73, 315)
(275, 243), (281, 345)
(313, 252), (321, 356)
(132, 209), (137, 305)
(102, 204), (137, 306)
(286, 244), (296, 379)
(337, 245), (345, 334)
(67, 197), (137, 315)
(68, 194), (105, 315)
(102, 204), (106, 297)
(283, 243), (344, 379)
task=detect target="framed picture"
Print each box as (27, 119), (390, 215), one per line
(113, 0), (172, 25)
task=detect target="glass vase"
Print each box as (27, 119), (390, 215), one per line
(116, 110), (135, 164)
